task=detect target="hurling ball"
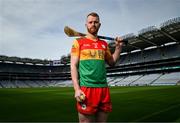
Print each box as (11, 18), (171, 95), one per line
(79, 94), (85, 102)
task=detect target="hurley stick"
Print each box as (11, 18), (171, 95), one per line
(64, 26), (128, 44)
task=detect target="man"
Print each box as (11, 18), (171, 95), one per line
(71, 12), (124, 122)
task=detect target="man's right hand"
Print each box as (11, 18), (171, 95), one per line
(75, 89), (85, 102)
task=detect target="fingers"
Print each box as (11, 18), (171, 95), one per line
(76, 94), (86, 102)
(115, 36), (122, 41)
(75, 89), (86, 102)
(115, 36), (123, 43)
(115, 36), (124, 46)
(76, 96), (81, 102)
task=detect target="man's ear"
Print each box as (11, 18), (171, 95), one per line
(99, 23), (101, 28)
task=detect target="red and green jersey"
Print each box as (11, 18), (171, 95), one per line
(71, 37), (112, 87)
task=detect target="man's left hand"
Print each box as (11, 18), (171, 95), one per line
(115, 37), (124, 47)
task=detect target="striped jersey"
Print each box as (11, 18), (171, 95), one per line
(71, 37), (112, 87)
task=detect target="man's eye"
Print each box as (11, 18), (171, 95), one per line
(89, 21), (98, 24)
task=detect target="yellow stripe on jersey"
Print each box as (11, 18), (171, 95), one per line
(80, 49), (105, 60)
(71, 40), (80, 57)
(71, 38), (113, 60)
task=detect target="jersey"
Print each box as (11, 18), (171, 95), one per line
(71, 37), (112, 87)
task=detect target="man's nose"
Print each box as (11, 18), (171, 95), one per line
(91, 22), (96, 25)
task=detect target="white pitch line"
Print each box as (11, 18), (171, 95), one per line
(134, 103), (180, 122)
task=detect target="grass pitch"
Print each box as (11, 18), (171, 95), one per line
(0, 86), (180, 122)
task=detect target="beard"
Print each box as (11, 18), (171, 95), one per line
(87, 26), (99, 35)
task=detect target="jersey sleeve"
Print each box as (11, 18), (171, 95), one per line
(71, 39), (80, 57)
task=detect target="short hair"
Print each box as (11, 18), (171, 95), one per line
(87, 12), (100, 19)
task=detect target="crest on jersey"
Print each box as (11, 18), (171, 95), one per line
(81, 104), (87, 110)
(92, 43), (98, 48)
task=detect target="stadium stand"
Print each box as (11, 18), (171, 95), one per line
(151, 72), (180, 85)
(0, 17), (180, 88)
(107, 17), (180, 86)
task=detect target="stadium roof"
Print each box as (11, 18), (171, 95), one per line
(109, 17), (180, 53)
(1, 17), (180, 65)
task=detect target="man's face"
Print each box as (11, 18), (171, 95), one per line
(86, 15), (101, 35)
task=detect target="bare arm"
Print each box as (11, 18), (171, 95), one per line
(71, 56), (85, 102)
(106, 37), (124, 66)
